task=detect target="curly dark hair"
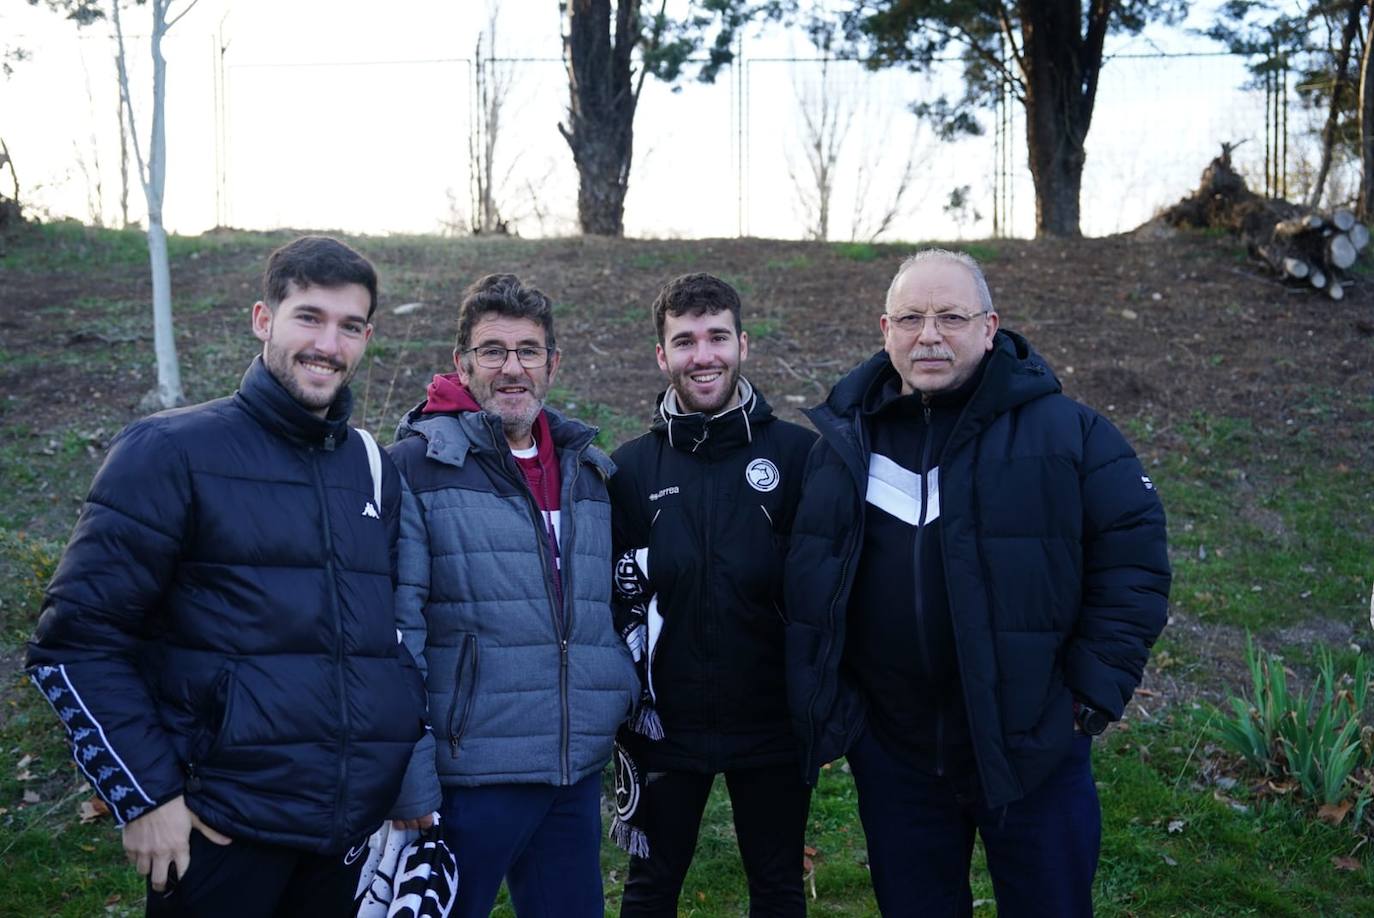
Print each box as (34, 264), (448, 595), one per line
(263, 236), (378, 320)
(454, 273), (557, 355)
(651, 273), (743, 343)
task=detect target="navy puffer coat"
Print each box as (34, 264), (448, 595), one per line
(27, 358), (426, 854)
(784, 331), (1171, 807)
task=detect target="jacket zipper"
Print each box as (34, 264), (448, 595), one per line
(915, 402), (943, 776)
(309, 446), (349, 847)
(447, 635), (478, 757)
(701, 449), (719, 751)
(559, 454), (582, 785)
(489, 415), (580, 786)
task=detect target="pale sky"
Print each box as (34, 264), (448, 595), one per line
(2, 0), (1297, 241)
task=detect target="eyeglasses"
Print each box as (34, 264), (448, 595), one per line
(465, 345), (554, 369)
(884, 311), (986, 335)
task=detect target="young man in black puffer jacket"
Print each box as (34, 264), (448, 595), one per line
(608, 273), (817, 917)
(26, 237), (432, 917)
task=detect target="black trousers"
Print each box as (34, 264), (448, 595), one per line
(619, 763), (812, 918)
(144, 828), (366, 917)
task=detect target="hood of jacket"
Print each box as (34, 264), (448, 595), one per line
(807, 329), (1061, 470)
(394, 374), (613, 478)
(649, 377), (777, 457)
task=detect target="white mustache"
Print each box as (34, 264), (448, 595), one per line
(907, 347), (954, 362)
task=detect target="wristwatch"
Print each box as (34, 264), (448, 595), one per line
(1074, 701), (1110, 736)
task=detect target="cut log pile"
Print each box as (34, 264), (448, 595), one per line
(1161, 143), (1367, 301)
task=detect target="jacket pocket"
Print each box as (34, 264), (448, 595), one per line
(190, 663), (238, 767)
(445, 634), (480, 758)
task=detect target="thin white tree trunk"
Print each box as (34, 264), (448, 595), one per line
(147, 1), (182, 406)
(114, 0), (185, 408)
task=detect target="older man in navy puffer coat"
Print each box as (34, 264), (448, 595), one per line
(785, 249), (1171, 918)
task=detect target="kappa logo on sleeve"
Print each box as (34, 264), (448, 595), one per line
(362, 500), (380, 519)
(1141, 475), (1155, 491)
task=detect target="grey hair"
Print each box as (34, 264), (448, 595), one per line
(885, 248), (994, 314)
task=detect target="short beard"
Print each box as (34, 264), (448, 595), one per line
(263, 343), (350, 413)
(669, 363), (741, 415)
(469, 371), (546, 442)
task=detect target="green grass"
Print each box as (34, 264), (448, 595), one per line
(4, 225), (1374, 914)
(765, 255), (811, 270)
(959, 242), (1000, 263)
(832, 242), (882, 263)
(0, 221), (276, 274)
(549, 388), (645, 452)
(744, 317), (780, 339)
(1150, 413), (1374, 630)
(1092, 714), (1374, 915)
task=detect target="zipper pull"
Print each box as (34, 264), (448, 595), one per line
(323, 433), (336, 451)
(560, 639), (569, 661)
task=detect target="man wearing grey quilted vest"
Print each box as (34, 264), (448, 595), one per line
(389, 273), (640, 918)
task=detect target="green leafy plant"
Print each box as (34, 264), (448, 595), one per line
(1214, 636), (1371, 807)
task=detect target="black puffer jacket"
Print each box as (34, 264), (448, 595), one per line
(26, 358), (426, 854)
(784, 332), (1171, 807)
(608, 382), (817, 772)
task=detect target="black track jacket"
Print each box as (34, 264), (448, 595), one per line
(608, 381), (817, 772)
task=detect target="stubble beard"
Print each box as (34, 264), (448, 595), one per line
(670, 362), (741, 416)
(471, 373), (547, 443)
(264, 340), (352, 413)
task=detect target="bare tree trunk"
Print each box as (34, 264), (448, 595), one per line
(1017, 0), (1108, 238)
(0, 135), (21, 230)
(1308, 1), (1363, 209)
(114, 0), (186, 409)
(0, 135), (19, 204)
(559, 0), (643, 237)
(790, 57), (851, 241)
(117, 53), (130, 228)
(1360, 1), (1374, 218)
(470, 7), (512, 235)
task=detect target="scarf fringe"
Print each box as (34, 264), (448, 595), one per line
(630, 702), (664, 740)
(609, 815), (651, 859)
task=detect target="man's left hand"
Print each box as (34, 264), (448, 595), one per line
(391, 812), (436, 831)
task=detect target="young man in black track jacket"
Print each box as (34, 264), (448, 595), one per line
(607, 273), (817, 917)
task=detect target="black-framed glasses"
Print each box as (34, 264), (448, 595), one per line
(464, 345), (554, 369)
(884, 311), (986, 335)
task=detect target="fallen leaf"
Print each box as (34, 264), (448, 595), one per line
(78, 798), (110, 824)
(696, 891), (706, 903)
(15, 770), (33, 782)
(1318, 800), (1352, 826)
(22, 790), (40, 804)
(15, 754), (32, 770)
(1133, 687), (1159, 698)
(1167, 819), (1186, 834)
(1333, 856), (1361, 872)
(104, 894), (122, 906)
(1162, 853), (1178, 867)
